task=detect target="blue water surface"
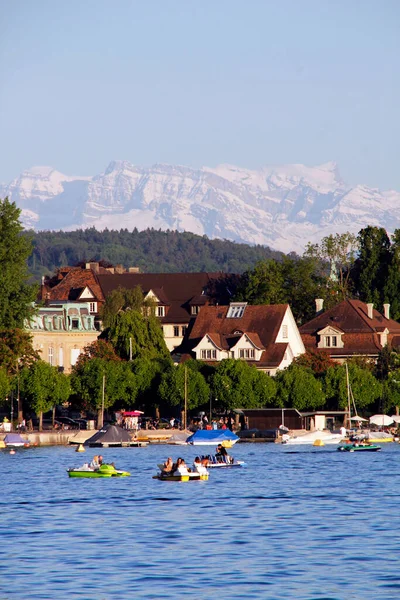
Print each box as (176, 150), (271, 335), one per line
(1, 442), (400, 600)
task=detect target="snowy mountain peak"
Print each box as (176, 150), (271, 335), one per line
(2, 161), (399, 253)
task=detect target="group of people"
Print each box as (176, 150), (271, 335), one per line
(161, 456), (209, 476)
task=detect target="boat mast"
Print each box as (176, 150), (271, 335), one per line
(184, 366), (187, 431)
(345, 363), (351, 429)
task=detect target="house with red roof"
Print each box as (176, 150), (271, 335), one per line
(178, 301), (305, 374)
(40, 262), (238, 352)
(299, 299), (400, 361)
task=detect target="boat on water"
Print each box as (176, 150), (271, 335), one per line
(203, 455), (245, 468)
(153, 464), (209, 482)
(3, 433), (30, 448)
(186, 429), (239, 446)
(283, 430), (343, 445)
(337, 443), (381, 452)
(67, 463), (130, 478)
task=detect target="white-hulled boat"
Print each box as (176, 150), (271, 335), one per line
(283, 430), (343, 445)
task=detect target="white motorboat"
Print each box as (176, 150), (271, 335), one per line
(283, 430), (343, 445)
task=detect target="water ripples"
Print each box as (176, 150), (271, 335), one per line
(1, 443), (400, 598)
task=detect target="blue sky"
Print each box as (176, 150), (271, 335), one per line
(1, 0), (399, 189)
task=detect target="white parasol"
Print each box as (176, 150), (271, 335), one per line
(349, 416), (368, 422)
(369, 414), (394, 426)
(390, 415), (400, 424)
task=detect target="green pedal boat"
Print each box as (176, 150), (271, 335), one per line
(337, 444), (381, 452)
(67, 464), (131, 478)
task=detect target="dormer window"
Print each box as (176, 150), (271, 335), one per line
(157, 306), (165, 317)
(191, 305), (199, 315)
(227, 302), (247, 318)
(317, 325), (344, 349)
(325, 335), (337, 348)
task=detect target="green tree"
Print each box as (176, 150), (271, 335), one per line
(100, 286), (156, 329)
(274, 364), (325, 410)
(354, 226), (391, 308)
(74, 340), (121, 367)
(281, 256), (326, 323)
(235, 259), (286, 305)
(294, 349), (336, 376)
(0, 367), (10, 406)
(323, 363), (382, 412)
(0, 329), (39, 375)
(383, 229), (400, 321)
(304, 232), (358, 301)
(210, 359), (275, 411)
(158, 361), (210, 415)
(131, 356), (173, 415)
(108, 310), (169, 361)
(0, 198), (37, 327)
(20, 361), (59, 430)
(71, 358), (137, 426)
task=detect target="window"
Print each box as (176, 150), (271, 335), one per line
(157, 306), (165, 317)
(70, 348), (81, 366)
(173, 326), (180, 337)
(191, 305), (199, 315)
(227, 302), (247, 318)
(58, 347), (64, 367)
(71, 319), (79, 329)
(239, 348), (255, 359)
(201, 349), (216, 359)
(181, 326), (187, 336)
(89, 302), (97, 313)
(48, 347), (54, 366)
(325, 335), (337, 348)
(282, 324), (288, 339)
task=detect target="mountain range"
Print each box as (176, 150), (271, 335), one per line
(1, 160), (399, 253)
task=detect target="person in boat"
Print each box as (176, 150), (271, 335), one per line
(200, 456), (209, 468)
(216, 443), (229, 463)
(193, 456), (202, 470)
(172, 457), (188, 475)
(162, 457), (174, 474)
(90, 455), (103, 470)
(193, 456), (208, 475)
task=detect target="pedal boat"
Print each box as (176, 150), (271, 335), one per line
(67, 464), (131, 477)
(153, 464), (209, 481)
(337, 444), (381, 452)
(203, 456), (246, 468)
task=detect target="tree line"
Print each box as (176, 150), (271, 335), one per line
(26, 227), (283, 280)
(2, 195), (400, 426)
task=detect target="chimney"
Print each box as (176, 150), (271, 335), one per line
(383, 303), (390, 319)
(86, 262), (99, 273)
(315, 299), (324, 314)
(115, 264), (124, 274)
(128, 267), (140, 273)
(367, 303), (374, 319)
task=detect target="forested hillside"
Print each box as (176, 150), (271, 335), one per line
(26, 228), (283, 280)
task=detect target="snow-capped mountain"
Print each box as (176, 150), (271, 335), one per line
(1, 160), (399, 253)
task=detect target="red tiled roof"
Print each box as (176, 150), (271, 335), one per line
(44, 269), (105, 303)
(300, 299), (400, 356)
(184, 303), (288, 368)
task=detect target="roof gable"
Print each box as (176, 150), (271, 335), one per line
(300, 299), (400, 335)
(189, 304), (288, 349)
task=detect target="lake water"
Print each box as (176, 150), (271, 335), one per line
(1, 442), (400, 600)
